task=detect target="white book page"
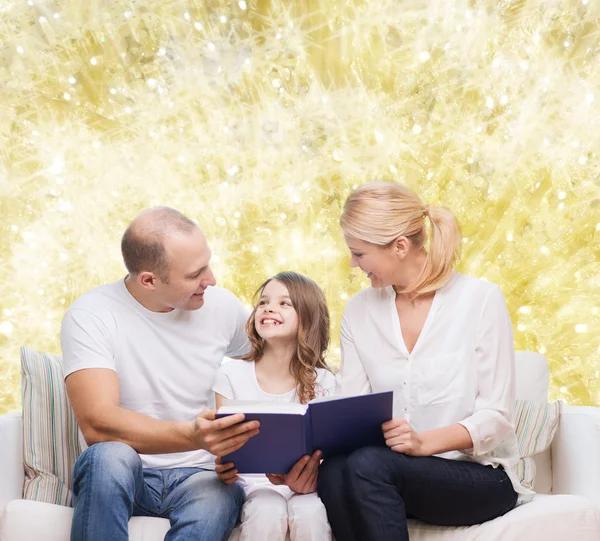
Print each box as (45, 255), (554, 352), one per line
(309, 390), (394, 405)
(309, 394), (345, 404)
(218, 400), (308, 415)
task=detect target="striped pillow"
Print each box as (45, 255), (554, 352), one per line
(513, 399), (561, 490)
(20, 346), (81, 506)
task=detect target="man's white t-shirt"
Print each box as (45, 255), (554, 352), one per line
(213, 359), (336, 497)
(60, 278), (250, 470)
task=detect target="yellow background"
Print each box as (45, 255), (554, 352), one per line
(1, 0), (599, 414)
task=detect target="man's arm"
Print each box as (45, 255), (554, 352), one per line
(66, 368), (259, 456)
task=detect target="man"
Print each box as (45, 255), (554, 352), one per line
(62, 207), (259, 541)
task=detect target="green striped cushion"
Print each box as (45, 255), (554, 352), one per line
(20, 346), (81, 506)
(513, 399), (561, 490)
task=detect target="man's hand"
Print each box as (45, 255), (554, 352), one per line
(192, 409), (259, 456)
(266, 450), (322, 494)
(382, 418), (428, 456)
(215, 456), (239, 485)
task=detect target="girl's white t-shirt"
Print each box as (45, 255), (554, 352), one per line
(213, 359), (336, 497)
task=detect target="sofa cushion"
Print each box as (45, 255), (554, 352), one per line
(2, 495), (598, 541)
(0, 500), (266, 541)
(20, 347), (81, 506)
(0, 500), (170, 541)
(406, 494), (600, 541)
(514, 399), (561, 490)
(531, 450), (553, 494)
(513, 352), (553, 492)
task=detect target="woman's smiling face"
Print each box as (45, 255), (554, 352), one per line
(343, 233), (403, 289)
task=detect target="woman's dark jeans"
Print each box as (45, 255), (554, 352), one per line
(318, 446), (518, 541)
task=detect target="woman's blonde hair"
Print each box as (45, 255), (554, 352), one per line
(243, 271), (331, 404)
(340, 181), (461, 294)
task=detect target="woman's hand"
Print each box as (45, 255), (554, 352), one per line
(266, 450), (322, 494)
(215, 456), (239, 485)
(382, 418), (428, 456)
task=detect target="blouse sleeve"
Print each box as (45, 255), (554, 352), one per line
(316, 369), (337, 398)
(335, 309), (372, 396)
(457, 286), (516, 457)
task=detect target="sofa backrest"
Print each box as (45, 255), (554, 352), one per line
(515, 351), (549, 402)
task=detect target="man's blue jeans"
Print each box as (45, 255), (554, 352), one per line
(70, 442), (244, 541)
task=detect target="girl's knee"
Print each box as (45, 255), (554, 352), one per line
(288, 493), (327, 521)
(288, 494), (332, 541)
(242, 489), (288, 522)
(240, 490), (288, 541)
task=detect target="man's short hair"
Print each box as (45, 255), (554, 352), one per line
(121, 207), (197, 282)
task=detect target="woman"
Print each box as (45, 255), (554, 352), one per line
(317, 182), (532, 541)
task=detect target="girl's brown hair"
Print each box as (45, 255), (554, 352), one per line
(243, 271), (331, 404)
(340, 181), (461, 295)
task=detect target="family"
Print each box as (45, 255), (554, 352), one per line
(61, 181), (532, 541)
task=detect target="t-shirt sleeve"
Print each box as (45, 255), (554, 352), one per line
(60, 308), (116, 378)
(225, 294), (251, 359)
(212, 364), (235, 400)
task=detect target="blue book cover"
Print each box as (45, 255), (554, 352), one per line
(216, 391), (393, 474)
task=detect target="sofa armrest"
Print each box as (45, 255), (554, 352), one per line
(0, 412), (24, 516)
(552, 404), (600, 503)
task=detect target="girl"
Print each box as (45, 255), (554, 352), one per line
(213, 271), (334, 541)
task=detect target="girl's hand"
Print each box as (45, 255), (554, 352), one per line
(215, 456), (239, 485)
(382, 418), (428, 456)
(266, 450), (322, 494)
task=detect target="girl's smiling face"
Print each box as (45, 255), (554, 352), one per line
(254, 279), (299, 342)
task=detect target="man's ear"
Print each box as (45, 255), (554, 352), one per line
(139, 271), (158, 290)
(393, 236), (410, 260)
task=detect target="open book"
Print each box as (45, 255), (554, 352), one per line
(216, 391), (393, 474)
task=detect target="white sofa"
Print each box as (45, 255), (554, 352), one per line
(1, 352), (599, 541)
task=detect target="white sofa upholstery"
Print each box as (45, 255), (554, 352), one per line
(1, 352), (599, 540)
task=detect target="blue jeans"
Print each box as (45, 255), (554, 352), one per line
(71, 442), (244, 541)
(318, 446), (518, 541)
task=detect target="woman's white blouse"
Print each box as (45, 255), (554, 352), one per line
(337, 271), (532, 498)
